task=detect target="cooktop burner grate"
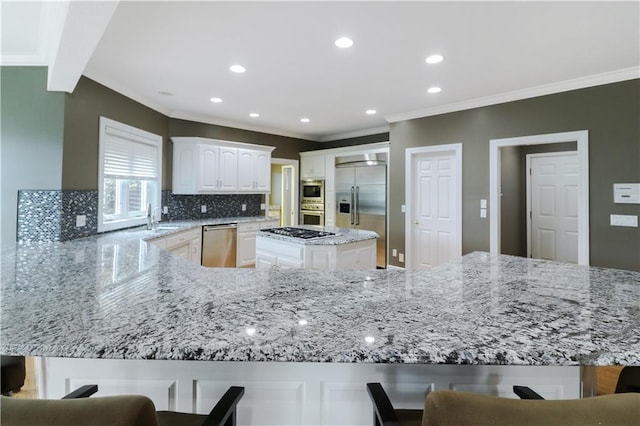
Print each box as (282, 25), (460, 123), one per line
(262, 227), (336, 240)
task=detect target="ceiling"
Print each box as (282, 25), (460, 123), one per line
(2, 1), (639, 142)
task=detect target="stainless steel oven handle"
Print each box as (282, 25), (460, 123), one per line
(355, 186), (360, 225)
(350, 186), (355, 225)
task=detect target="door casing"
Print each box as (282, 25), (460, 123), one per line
(405, 143), (463, 269)
(489, 130), (589, 265)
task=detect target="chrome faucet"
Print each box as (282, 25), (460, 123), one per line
(146, 204), (154, 230)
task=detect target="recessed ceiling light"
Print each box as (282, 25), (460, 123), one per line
(158, 91), (173, 96)
(335, 37), (354, 48)
(300, 118), (310, 123)
(426, 54), (444, 64)
(230, 64), (246, 73)
(249, 113), (260, 118)
(427, 86), (442, 94)
(210, 97), (222, 103)
(366, 109), (377, 115)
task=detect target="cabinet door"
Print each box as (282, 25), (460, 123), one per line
(168, 241), (190, 259)
(255, 252), (277, 269)
(301, 155), (325, 179)
(198, 145), (220, 191)
(254, 151), (271, 191)
(237, 149), (256, 191)
(190, 238), (202, 265)
(218, 147), (238, 191)
(237, 231), (257, 267)
(172, 143), (197, 194)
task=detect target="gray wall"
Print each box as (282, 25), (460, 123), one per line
(318, 132), (390, 150)
(500, 142), (576, 257)
(390, 79), (640, 271)
(62, 76), (169, 190)
(1, 67), (65, 249)
(168, 118), (320, 162)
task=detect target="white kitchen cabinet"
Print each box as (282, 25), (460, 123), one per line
(199, 145), (238, 191)
(148, 227), (202, 265)
(300, 154), (325, 179)
(237, 149), (271, 192)
(236, 219), (279, 268)
(171, 137), (274, 194)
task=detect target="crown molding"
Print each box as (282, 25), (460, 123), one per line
(385, 67), (640, 123)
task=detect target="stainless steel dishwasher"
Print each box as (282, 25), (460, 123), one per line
(202, 224), (237, 267)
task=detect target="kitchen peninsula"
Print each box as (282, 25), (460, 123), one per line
(255, 226), (378, 269)
(1, 226), (639, 425)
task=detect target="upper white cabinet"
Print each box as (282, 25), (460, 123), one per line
(198, 145), (238, 191)
(171, 137), (274, 194)
(237, 148), (271, 192)
(300, 153), (326, 179)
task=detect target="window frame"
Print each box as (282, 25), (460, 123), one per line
(97, 117), (163, 233)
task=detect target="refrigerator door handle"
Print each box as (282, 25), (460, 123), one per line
(355, 186), (360, 225)
(350, 186), (355, 225)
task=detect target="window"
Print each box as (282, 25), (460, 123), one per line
(98, 117), (162, 232)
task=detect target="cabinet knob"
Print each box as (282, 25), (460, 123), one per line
(415, 220), (419, 225)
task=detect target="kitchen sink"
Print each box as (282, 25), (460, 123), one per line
(155, 225), (181, 231)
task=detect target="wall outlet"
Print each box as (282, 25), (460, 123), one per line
(260, 203), (266, 210)
(401, 205), (406, 213)
(610, 214), (638, 227)
(398, 253), (404, 263)
(241, 204), (247, 211)
(76, 215), (86, 227)
(163, 206), (168, 214)
(201, 205), (207, 213)
(392, 248), (397, 257)
(480, 208), (487, 218)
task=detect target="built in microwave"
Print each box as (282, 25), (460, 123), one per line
(301, 180), (324, 204)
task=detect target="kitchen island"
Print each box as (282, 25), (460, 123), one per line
(256, 226), (378, 269)
(1, 226), (639, 425)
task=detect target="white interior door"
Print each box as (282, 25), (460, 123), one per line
(527, 152), (578, 263)
(411, 151), (460, 269)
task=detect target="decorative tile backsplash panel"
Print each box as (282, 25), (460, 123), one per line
(17, 191), (62, 242)
(17, 190), (263, 242)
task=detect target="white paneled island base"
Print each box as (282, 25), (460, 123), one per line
(37, 358), (583, 426)
(255, 226), (378, 269)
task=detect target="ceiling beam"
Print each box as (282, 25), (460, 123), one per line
(47, 1), (119, 92)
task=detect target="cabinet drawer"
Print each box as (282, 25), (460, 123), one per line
(166, 228), (200, 249)
(238, 222), (260, 233)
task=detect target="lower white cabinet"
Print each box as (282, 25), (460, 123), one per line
(37, 357), (584, 426)
(237, 220), (279, 268)
(148, 227), (202, 265)
(255, 237), (376, 270)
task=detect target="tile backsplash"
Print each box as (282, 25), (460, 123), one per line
(17, 190), (263, 242)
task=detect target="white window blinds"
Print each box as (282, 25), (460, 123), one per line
(98, 117), (163, 232)
(103, 126), (160, 180)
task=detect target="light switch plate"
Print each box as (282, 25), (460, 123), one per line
(201, 205), (207, 213)
(480, 208), (487, 218)
(480, 199), (487, 209)
(241, 204), (247, 211)
(610, 214), (638, 227)
(76, 215), (86, 227)
(163, 206), (168, 214)
(401, 205), (406, 213)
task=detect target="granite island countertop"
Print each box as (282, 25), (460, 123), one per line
(256, 225), (378, 245)
(1, 225), (639, 365)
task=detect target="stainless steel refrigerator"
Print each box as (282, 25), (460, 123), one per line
(335, 153), (387, 268)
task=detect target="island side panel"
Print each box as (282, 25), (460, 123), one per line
(38, 357), (581, 426)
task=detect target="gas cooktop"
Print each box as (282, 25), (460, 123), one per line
(261, 227), (336, 240)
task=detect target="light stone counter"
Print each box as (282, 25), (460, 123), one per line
(3, 229), (639, 422)
(1, 226), (638, 365)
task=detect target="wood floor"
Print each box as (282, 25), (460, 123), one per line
(12, 358), (624, 399)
